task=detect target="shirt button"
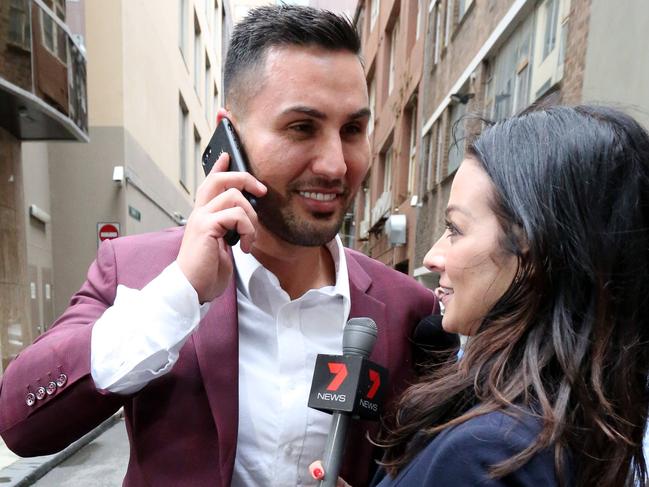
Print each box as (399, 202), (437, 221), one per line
(56, 373), (68, 387)
(46, 381), (57, 395)
(26, 393), (36, 407)
(35, 387), (46, 400)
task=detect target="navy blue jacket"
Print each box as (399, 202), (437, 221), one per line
(374, 411), (570, 486)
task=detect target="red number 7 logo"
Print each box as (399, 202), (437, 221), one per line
(367, 369), (381, 399)
(326, 363), (348, 391)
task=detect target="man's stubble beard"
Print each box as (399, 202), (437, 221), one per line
(255, 184), (351, 247)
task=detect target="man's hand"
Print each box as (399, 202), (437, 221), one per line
(177, 152), (267, 303)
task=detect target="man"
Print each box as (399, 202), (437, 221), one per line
(0, 6), (436, 486)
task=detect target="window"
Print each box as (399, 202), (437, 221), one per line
(179, 0), (187, 56)
(205, 54), (211, 119)
(388, 18), (399, 95)
(53, 0), (65, 21)
(514, 57), (531, 114)
(407, 104), (418, 194)
(447, 102), (466, 175)
(363, 183), (371, 223)
(420, 132), (431, 195)
(484, 15), (534, 120)
(444, 0), (453, 48)
(179, 99), (189, 191)
(194, 129), (202, 195)
(9, 0), (31, 51)
(370, 0), (380, 30)
(40, 8), (67, 63)
(457, 0), (473, 22)
(194, 17), (201, 94)
(382, 146), (393, 192)
(530, 0), (569, 100)
(434, 118), (444, 183)
(416, 0), (424, 40)
(542, 0), (559, 60)
(213, 83), (219, 125)
(428, 0), (442, 68)
(368, 76), (376, 135)
(356, 8), (365, 43)
(213, 3), (219, 52)
(483, 67), (494, 117)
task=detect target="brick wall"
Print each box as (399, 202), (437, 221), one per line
(560, 0), (592, 104)
(0, 0), (34, 93)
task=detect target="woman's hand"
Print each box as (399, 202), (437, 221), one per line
(308, 461), (352, 487)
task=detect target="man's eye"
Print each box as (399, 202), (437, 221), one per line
(342, 123), (364, 137)
(289, 123), (315, 135)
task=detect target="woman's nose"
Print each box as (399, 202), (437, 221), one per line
(423, 234), (447, 273)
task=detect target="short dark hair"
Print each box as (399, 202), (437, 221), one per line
(224, 4), (361, 114)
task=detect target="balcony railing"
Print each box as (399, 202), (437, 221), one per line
(0, 0), (88, 141)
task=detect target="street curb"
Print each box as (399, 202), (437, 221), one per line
(0, 411), (123, 487)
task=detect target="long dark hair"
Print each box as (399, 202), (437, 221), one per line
(378, 105), (649, 486)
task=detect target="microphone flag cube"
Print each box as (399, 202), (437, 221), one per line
(307, 354), (388, 421)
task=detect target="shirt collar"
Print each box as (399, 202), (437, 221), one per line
(232, 235), (350, 309)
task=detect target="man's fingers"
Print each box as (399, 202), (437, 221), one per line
(204, 207), (256, 240)
(196, 170), (267, 208)
(202, 188), (260, 232)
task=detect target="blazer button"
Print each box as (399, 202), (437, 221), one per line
(46, 381), (57, 395)
(26, 393), (36, 407)
(56, 373), (68, 387)
(36, 386), (47, 400)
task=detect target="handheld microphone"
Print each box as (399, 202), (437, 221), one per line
(412, 314), (460, 371)
(308, 318), (388, 487)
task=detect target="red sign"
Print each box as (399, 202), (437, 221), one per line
(98, 223), (120, 242)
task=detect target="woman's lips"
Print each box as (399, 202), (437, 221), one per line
(434, 286), (454, 306)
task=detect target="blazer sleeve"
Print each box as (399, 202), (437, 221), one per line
(0, 239), (125, 456)
(384, 414), (559, 486)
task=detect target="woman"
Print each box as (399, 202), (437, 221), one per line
(310, 105), (649, 486)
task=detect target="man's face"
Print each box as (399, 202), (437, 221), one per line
(234, 45), (371, 246)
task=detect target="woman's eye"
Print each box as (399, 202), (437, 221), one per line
(445, 220), (460, 238)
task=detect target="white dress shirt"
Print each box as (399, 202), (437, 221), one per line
(91, 236), (351, 487)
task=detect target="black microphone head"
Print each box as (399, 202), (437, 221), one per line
(343, 317), (378, 358)
(412, 315), (460, 369)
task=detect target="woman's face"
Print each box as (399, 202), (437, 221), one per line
(423, 158), (519, 335)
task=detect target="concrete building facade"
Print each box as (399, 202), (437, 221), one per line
(353, 0), (649, 290)
(413, 0), (649, 288)
(1, 0), (88, 370)
(39, 0), (229, 316)
(351, 0), (429, 273)
(0, 0), (233, 371)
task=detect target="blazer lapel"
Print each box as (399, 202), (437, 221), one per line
(345, 250), (389, 368)
(191, 265), (239, 486)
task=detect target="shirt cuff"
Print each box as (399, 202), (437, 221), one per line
(91, 261), (211, 393)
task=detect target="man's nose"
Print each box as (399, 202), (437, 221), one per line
(423, 234), (447, 273)
(311, 132), (347, 180)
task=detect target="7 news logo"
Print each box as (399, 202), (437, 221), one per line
(314, 362), (382, 404)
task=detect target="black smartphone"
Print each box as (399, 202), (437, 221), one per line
(201, 118), (258, 246)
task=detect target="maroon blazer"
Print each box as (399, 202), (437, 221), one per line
(0, 227), (437, 486)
